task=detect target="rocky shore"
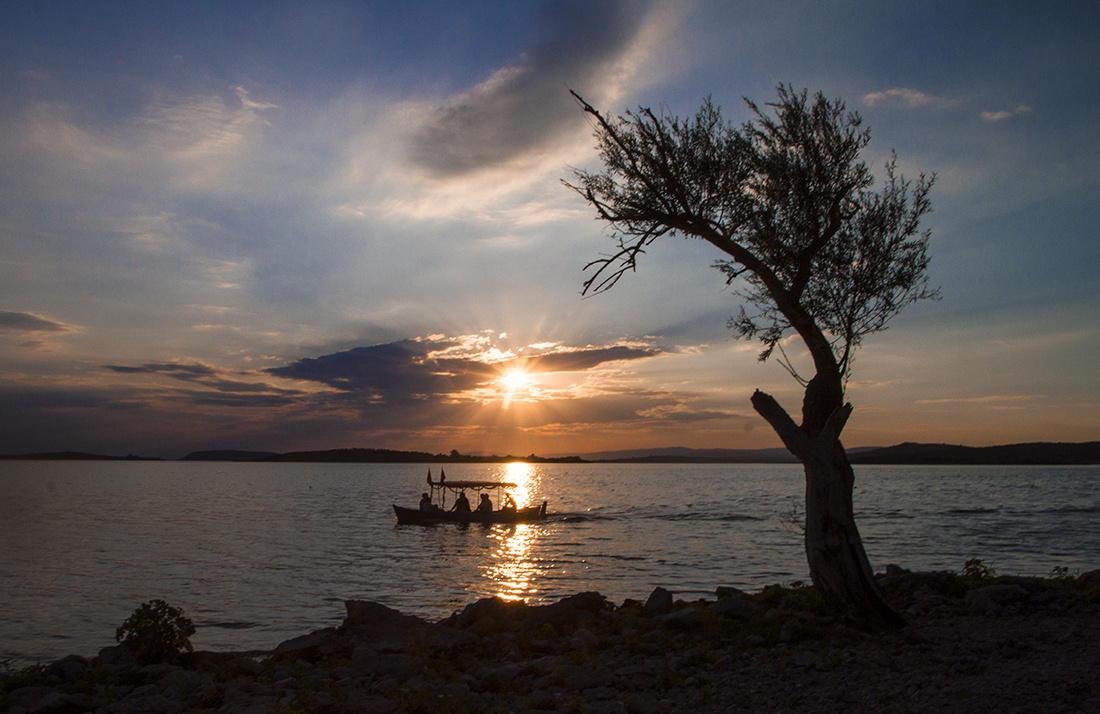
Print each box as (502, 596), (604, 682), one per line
(3, 566), (1098, 713)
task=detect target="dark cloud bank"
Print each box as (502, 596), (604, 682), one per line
(267, 338), (659, 400)
(408, 0), (648, 176)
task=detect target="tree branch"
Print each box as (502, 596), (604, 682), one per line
(750, 390), (811, 460)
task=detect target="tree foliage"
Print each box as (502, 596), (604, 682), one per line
(567, 85), (937, 383)
(115, 599), (195, 664)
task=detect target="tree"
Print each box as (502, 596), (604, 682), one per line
(566, 85), (936, 629)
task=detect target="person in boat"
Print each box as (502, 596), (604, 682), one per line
(475, 493), (493, 513)
(418, 493), (432, 511)
(451, 491), (470, 512)
(502, 494), (517, 513)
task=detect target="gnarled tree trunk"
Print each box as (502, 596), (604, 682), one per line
(752, 384), (904, 630)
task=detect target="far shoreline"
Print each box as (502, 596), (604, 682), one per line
(3, 440), (1100, 465)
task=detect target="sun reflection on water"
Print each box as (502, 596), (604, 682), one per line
(481, 462), (545, 601)
(484, 524), (540, 601)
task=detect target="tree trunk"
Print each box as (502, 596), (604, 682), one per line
(752, 388), (904, 630)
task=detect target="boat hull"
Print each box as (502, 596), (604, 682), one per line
(393, 502), (547, 525)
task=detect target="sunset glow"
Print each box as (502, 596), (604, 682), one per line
(0, 3), (1096, 457)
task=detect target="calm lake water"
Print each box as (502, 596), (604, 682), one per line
(1, 460), (1098, 665)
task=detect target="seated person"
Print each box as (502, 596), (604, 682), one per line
(475, 493), (493, 513)
(452, 491), (471, 512)
(502, 494), (517, 512)
(418, 492), (433, 511)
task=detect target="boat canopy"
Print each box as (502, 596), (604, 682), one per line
(423, 468), (520, 511)
(426, 469), (516, 490)
(432, 480), (518, 490)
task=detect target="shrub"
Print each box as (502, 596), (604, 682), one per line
(960, 558), (996, 581)
(115, 599), (195, 664)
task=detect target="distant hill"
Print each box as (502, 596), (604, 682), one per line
(180, 450), (278, 462)
(849, 441), (1100, 465)
(577, 446), (799, 463)
(0, 451), (160, 461)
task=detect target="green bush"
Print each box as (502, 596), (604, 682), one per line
(115, 599), (195, 664)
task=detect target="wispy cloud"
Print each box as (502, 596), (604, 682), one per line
(104, 361), (304, 399)
(407, 0), (651, 177)
(981, 105), (1032, 122)
(0, 311), (75, 333)
(862, 88), (955, 108)
(18, 85), (276, 193)
(0, 310), (78, 351)
(916, 394), (1044, 405)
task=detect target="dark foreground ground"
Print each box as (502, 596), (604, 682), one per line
(3, 566), (1099, 713)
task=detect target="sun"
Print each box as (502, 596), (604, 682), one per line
(500, 369), (531, 392)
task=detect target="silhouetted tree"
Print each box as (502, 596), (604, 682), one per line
(566, 85), (937, 629)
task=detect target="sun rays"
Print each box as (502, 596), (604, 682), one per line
(499, 365), (534, 407)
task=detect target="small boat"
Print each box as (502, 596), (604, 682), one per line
(393, 469), (548, 525)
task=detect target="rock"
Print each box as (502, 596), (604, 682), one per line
(642, 587), (673, 616)
(1078, 569), (1100, 584)
(342, 600), (472, 652)
(447, 596), (528, 628)
(964, 584), (1028, 615)
(714, 594), (760, 619)
(30, 690), (96, 713)
(716, 585), (748, 598)
(526, 689), (558, 710)
(45, 654), (87, 684)
(351, 649), (422, 677)
(570, 627), (599, 650)
(158, 668), (216, 700)
(475, 661), (526, 692)
(559, 664), (605, 692)
(530, 591), (609, 627)
(270, 626), (349, 663)
(658, 607), (703, 629)
(92, 644), (138, 670)
(3, 686), (55, 712)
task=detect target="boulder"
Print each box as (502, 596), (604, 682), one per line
(714, 595), (760, 620)
(342, 600), (472, 652)
(1077, 569), (1100, 584)
(447, 596), (528, 628)
(642, 587), (673, 616)
(45, 654), (88, 683)
(657, 607), (703, 629)
(530, 592), (608, 627)
(271, 627), (349, 663)
(715, 585), (748, 599)
(964, 584), (1029, 614)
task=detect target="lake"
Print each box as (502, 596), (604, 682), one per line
(1, 460), (1097, 665)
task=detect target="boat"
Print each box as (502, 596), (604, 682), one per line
(393, 469), (548, 525)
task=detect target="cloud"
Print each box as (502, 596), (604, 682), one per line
(104, 361), (304, 397)
(0, 311), (75, 333)
(267, 336), (660, 403)
(981, 105), (1032, 122)
(862, 88), (954, 108)
(916, 394), (1044, 405)
(407, 0), (651, 176)
(519, 345), (659, 373)
(267, 338), (488, 398)
(18, 85), (276, 194)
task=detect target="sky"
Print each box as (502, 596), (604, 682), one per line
(0, 1), (1097, 459)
